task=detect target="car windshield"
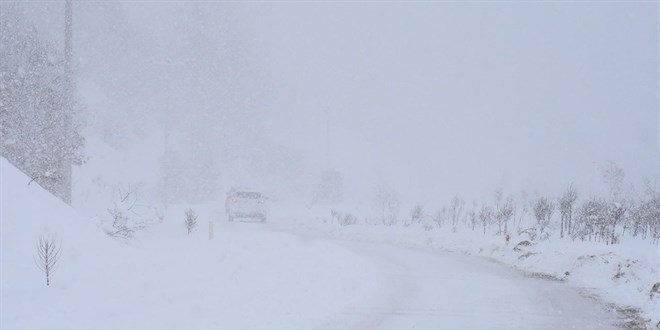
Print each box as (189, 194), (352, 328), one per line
(233, 192), (262, 199)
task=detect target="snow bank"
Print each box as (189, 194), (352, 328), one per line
(1, 158), (392, 329)
(1, 156), (127, 328)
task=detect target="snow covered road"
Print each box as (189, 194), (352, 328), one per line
(316, 239), (620, 329)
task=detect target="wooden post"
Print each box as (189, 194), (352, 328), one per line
(208, 221), (214, 240)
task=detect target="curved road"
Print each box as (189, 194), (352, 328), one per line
(315, 238), (619, 330)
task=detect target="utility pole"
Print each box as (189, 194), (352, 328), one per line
(61, 0), (73, 204)
(65, 0), (72, 67)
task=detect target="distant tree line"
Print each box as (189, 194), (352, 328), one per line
(371, 163), (659, 245)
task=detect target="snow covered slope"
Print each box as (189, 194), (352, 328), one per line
(0, 157), (130, 327)
(0, 157), (387, 329)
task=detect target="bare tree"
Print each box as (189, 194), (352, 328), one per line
(631, 182), (660, 243)
(533, 197), (555, 240)
(410, 203), (424, 226)
(433, 206), (447, 228)
(601, 162), (629, 244)
(602, 161), (625, 202)
(558, 184), (578, 238)
(478, 205), (493, 235)
(35, 235), (61, 286)
(185, 208), (198, 234)
(449, 196), (464, 232)
(607, 201), (627, 244)
(575, 198), (608, 242)
(375, 183), (399, 226)
(467, 200), (478, 231)
(513, 190), (530, 233)
(495, 197), (514, 234)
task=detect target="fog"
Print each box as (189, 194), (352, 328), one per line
(8, 1), (658, 205)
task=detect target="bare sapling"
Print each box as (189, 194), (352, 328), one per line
(185, 208), (198, 234)
(35, 235), (61, 286)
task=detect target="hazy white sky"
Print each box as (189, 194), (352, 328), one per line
(240, 2), (659, 202)
(7, 1), (657, 204)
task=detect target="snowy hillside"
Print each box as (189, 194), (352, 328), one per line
(0, 157), (390, 329)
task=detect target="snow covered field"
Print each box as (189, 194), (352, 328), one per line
(2, 158), (657, 329)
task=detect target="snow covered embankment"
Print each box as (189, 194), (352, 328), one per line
(0, 157), (391, 329)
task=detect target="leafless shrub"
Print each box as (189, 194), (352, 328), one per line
(185, 208), (198, 234)
(375, 183), (399, 226)
(339, 213), (357, 226)
(105, 184), (157, 238)
(409, 204), (424, 226)
(420, 215), (435, 231)
(35, 235), (61, 286)
(330, 209), (342, 224)
(330, 209), (357, 226)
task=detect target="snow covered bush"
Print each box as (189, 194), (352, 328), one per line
(374, 184), (399, 226)
(313, 169), (343, 204)
(340, 213), (357, 226)
(573, 199), (608, 243)
(184, 208), (198, 234)
(330, 209), (357, 226)
(518, 227), (538, 241)
(533, 197), (554, 240)
(105, 185), (160, 239)
(630, 188), (660, 243)
(419, 215), (435, 231)
(409, 204), (424, 226)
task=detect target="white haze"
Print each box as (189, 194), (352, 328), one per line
(10, 1), (658, 205)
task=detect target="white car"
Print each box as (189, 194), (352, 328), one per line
(225, 188), (268, 222)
